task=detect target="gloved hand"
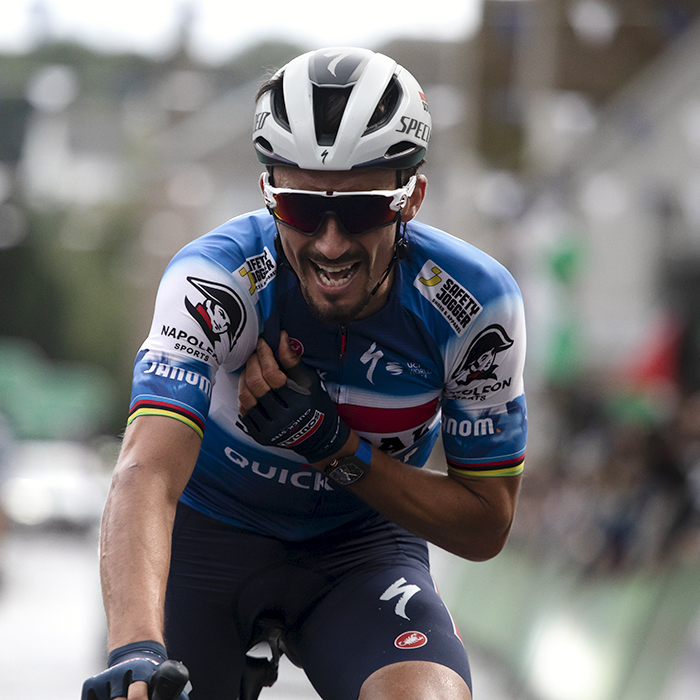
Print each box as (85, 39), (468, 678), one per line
(241, 358), (350, 464)
(81, 641), (189, 700)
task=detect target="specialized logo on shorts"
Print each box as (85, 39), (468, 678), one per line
(414, 261), (481, 336)
(236, 247), (276, 297)
(395, 631), (428, 649)
(380, 577), (421, 620)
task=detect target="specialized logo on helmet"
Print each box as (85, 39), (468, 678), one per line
(395, 631), (428, 649)
(414, 260), (482, 336)
(309, 48), (371, 86)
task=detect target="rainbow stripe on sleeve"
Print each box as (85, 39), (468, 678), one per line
(446, 453), (525, 478)
(128, 396), (206, 439)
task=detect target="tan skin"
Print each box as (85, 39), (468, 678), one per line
(101, 167), (521, 700)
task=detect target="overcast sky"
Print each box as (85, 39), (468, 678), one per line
(0, 0), (484, 63)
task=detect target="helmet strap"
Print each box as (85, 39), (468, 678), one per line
(370, 221), (407, 297)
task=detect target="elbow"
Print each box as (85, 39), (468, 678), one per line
(464, 531), (509, 562)
(454, 514), (515, 562)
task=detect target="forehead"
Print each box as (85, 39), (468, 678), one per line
(274, 167), (396, 192)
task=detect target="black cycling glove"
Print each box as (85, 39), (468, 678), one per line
(81, 641), (189, 700)
(241, 361), (350, 463)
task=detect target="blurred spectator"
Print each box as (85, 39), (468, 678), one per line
(514, 382), (700, 576)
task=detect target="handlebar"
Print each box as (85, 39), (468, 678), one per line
(148, 660), (190, 700)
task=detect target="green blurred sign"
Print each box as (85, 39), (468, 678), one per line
(0, 336), (116, 439)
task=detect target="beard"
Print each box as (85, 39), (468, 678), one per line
(298, 270), (376, 325)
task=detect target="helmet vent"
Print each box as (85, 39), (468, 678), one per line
(271, 79), (291, 133)
(364, 77), (402, 136)
(313, 85), (352, 147)
(254, 137), (274, 155)
(385, 141), (418, 158)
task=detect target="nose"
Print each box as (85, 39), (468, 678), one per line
(313, 214), (353, 260)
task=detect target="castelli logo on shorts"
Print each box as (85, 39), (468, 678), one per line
(395, 631), (428, 649)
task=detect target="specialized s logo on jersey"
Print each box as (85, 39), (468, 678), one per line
(180, 277), (246, 362)
(414, 261), (482, 336)
(448, 324), (515, 401)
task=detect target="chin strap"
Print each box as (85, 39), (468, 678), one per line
(370, 221), (407, 297)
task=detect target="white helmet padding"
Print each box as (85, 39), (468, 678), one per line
(253, 47), (431, 171)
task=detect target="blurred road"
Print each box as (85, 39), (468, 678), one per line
(0, 528), (519, 700)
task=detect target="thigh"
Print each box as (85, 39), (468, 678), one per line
(165, 573), (246, 700)
(164, 504), (251, 699)
(164, 504), (326, 699)
(294, 561), (472, 700)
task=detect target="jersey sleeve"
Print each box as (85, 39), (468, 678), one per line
(127, 251), (259, 438)
(440, 275), (527, 477)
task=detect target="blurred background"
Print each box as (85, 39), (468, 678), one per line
(2, 1), (700, 699)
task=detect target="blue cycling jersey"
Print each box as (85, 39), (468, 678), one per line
(128, 209), (527, 540)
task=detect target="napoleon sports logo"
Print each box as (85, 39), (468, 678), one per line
(181, 277), (247, 363)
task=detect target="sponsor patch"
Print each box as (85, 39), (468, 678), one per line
(236, 247), (276, 297)
(395, 631), (428, 649)
(278, 409), (324, 447)
(446, 324), (514, 401)
(288, 337), (304, 357)
(414, 261), (481, 336)
(183, 277), (247, 362)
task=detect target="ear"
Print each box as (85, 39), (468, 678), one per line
(400, 174), (427, 223)
(259, 172), (267, 194)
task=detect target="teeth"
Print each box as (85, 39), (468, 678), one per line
(315, 262), (355, 286)
(317, 263), (353, 272)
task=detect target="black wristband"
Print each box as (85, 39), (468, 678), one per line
(108, 640), (167, 668)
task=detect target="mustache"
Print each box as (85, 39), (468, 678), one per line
(303, 253), (365, 267)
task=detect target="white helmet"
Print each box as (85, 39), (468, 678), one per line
(252, 47), (431, 171)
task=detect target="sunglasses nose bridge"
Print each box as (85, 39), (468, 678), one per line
(312, 213), (355, 256)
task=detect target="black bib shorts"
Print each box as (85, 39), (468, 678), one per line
(164, 503), (472, 700)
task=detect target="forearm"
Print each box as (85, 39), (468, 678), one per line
(100, 462), (178, 649)
(99, 416), (200, 651)
(316, 432), (520, 561)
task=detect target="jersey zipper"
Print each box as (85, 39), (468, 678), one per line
(339, 325), (348, 361)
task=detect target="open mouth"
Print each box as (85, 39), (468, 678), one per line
(313, 261), (359, 288)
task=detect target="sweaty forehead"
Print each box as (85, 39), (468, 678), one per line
(274, 166), (396, 192)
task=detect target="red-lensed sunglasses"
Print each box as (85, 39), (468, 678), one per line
(261, 172), (416, 237)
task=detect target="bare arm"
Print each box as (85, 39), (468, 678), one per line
(336, 441), (520, 561)
(239, 334), (521, 562)
(100, 415), (201, 651)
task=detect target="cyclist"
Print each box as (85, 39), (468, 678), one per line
(83, 47), (527, 700)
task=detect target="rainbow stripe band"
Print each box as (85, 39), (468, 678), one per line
(447, 457), (524, 478)
(128, 399), (205, 439)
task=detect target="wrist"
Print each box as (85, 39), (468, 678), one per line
(108, 640), (167, 667)
(310, 431), (360, 470)
(323, 437), (373, 487)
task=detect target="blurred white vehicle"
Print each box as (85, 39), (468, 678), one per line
(0, 440), (112, 530)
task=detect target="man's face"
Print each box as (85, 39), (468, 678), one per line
(271, 167), (414, 325)
(207, 301), (230, 334)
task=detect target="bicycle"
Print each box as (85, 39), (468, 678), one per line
(239, 617), (303, 700)
(152, 616), (299, 700)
